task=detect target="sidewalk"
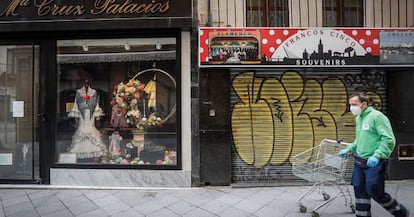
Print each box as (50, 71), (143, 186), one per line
(0, 180), (413, 217)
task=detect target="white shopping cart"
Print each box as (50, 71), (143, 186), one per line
(291, 139), (355, 217)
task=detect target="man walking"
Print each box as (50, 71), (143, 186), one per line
(339, 92), (409, 217)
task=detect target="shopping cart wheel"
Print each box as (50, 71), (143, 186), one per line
(299, 205), (307, 213)
(311, 211), (320, 217)
(350, 204), (355, 213)
(322, 193), (330, 201)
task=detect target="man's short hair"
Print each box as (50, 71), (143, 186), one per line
(350, 92), (369, 103)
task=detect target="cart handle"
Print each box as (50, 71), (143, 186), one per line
(323, 138), (352, 146)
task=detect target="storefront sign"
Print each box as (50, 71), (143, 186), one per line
(0, 153), (13, 165)
(0, 0), (191, 21)
(12, 101), (24, 117)
(199, 28), (414, 67)
(380, 31), (414, 64)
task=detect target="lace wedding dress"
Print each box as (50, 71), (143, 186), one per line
(68, 86), (108, 159)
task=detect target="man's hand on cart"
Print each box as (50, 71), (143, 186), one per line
(367, 156), (380, 167)
(338, 149), (349, 158)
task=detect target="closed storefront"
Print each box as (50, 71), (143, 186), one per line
(198, 27), (414, 186)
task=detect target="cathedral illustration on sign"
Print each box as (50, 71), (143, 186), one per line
(270, 38), (377, 66)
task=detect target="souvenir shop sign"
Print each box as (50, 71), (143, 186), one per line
(0, 0), (191, 21)
(199, 28), (414, 67)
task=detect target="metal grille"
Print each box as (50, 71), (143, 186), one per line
(322, 0), (364, 27)
(230, 69), (387, 185)
(246, 0), (289, 27)
(203, 0), (414, 27)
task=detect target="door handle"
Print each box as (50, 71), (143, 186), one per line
(37, 113), (46, 122)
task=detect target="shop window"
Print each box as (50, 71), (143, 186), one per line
(56, 38), (178, 167)
(323, 0), (363, 27)
(246, 0), (289, 27)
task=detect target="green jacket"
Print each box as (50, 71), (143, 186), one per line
(347, 106), (396, 159)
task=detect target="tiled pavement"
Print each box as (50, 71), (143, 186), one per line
(0, 180), (413, 217)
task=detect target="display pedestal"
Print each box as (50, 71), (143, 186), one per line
(131, 129), (145, 157)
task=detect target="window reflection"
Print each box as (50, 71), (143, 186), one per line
(0, 45), (40, 180)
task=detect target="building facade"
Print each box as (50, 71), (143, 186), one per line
(194, 0), (414, 186)
(0, 0), (193, 187)
(0, 0), (413, 188)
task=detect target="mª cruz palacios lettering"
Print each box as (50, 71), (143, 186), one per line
(0, 0), (170, 17)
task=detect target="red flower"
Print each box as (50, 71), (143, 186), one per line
(133, 92), (141, 99)
(138, 84), (145, 91)
(83, 95), (91, 100)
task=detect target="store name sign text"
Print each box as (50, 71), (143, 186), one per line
(1, 0), (169, 16)
(0, 0), (190, 20)
(199, 28), (414, 67)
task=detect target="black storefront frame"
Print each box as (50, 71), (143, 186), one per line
(49, 29), (183, 169)
(0, 0), (193, 185)
(1, 29), (183, 184)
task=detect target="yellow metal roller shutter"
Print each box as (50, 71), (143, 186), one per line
(230, 69), (387, 185)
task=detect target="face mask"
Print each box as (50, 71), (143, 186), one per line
(350, 105), (362, 116)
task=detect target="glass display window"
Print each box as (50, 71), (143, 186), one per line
(56, 38), (178, 167)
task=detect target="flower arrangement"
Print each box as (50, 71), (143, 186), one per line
(138, 113), (163, 129)
(111, 79), (163, 129)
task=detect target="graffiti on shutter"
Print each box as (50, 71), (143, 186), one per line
(231, 70), (386, 184)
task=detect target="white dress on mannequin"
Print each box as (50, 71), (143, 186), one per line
(68, 86), (108, 159)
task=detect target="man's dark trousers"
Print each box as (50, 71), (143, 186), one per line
(352, 160), (408, 217)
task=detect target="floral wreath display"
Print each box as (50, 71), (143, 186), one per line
(110, 68), (176, 130)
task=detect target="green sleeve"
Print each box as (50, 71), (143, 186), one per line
(373, 114), (396, 159)
(347, 142), (357, 153)
(347, 119), (359, 153)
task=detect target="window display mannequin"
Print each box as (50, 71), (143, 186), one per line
(68, 80), (108, 160)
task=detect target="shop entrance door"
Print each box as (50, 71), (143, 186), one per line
(0, 44), (40, 183)
(199, 70), (231, 185)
